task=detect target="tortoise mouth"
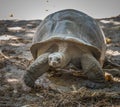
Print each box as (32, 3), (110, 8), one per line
(49, 63), (61, 68)
(31, 35), (101, 60)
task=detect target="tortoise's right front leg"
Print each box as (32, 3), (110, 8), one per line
(23, 53), (50, 88)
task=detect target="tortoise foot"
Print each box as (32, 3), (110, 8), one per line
(86, 69), (105, 83)
(23, 73), (35, 88)
(85, 81), (110, 89)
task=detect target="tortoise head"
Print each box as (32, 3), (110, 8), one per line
(48, 52), (65, 68)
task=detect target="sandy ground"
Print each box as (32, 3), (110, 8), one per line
(0, 16), (120, 107)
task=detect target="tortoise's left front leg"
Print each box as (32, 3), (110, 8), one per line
(81, 53), (105, 83)
(23, 53), (50, 88)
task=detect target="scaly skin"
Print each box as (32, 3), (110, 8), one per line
(81, 53), (105, 83)
(24, 53), (50, 88)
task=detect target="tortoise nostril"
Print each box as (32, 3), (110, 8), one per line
(52, 62), (57, 66)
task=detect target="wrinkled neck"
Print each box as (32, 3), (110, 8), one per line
(58, 42), (68, 53)
(58, 42), (71, 68)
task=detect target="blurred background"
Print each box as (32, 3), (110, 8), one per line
(0, 0), (120, 20)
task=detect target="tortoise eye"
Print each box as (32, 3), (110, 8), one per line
(57, 58), (60, 62)
(49, 57), (52, 60)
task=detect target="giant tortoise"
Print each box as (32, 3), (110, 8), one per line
(24, 9), (107, 88)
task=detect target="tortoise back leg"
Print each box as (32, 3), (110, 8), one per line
(23, 53), (50, 88)
(81, 53), (105, 82)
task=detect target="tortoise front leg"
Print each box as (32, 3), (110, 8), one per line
(23, 53), (50, 88)
(81, 53), (105, 83)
